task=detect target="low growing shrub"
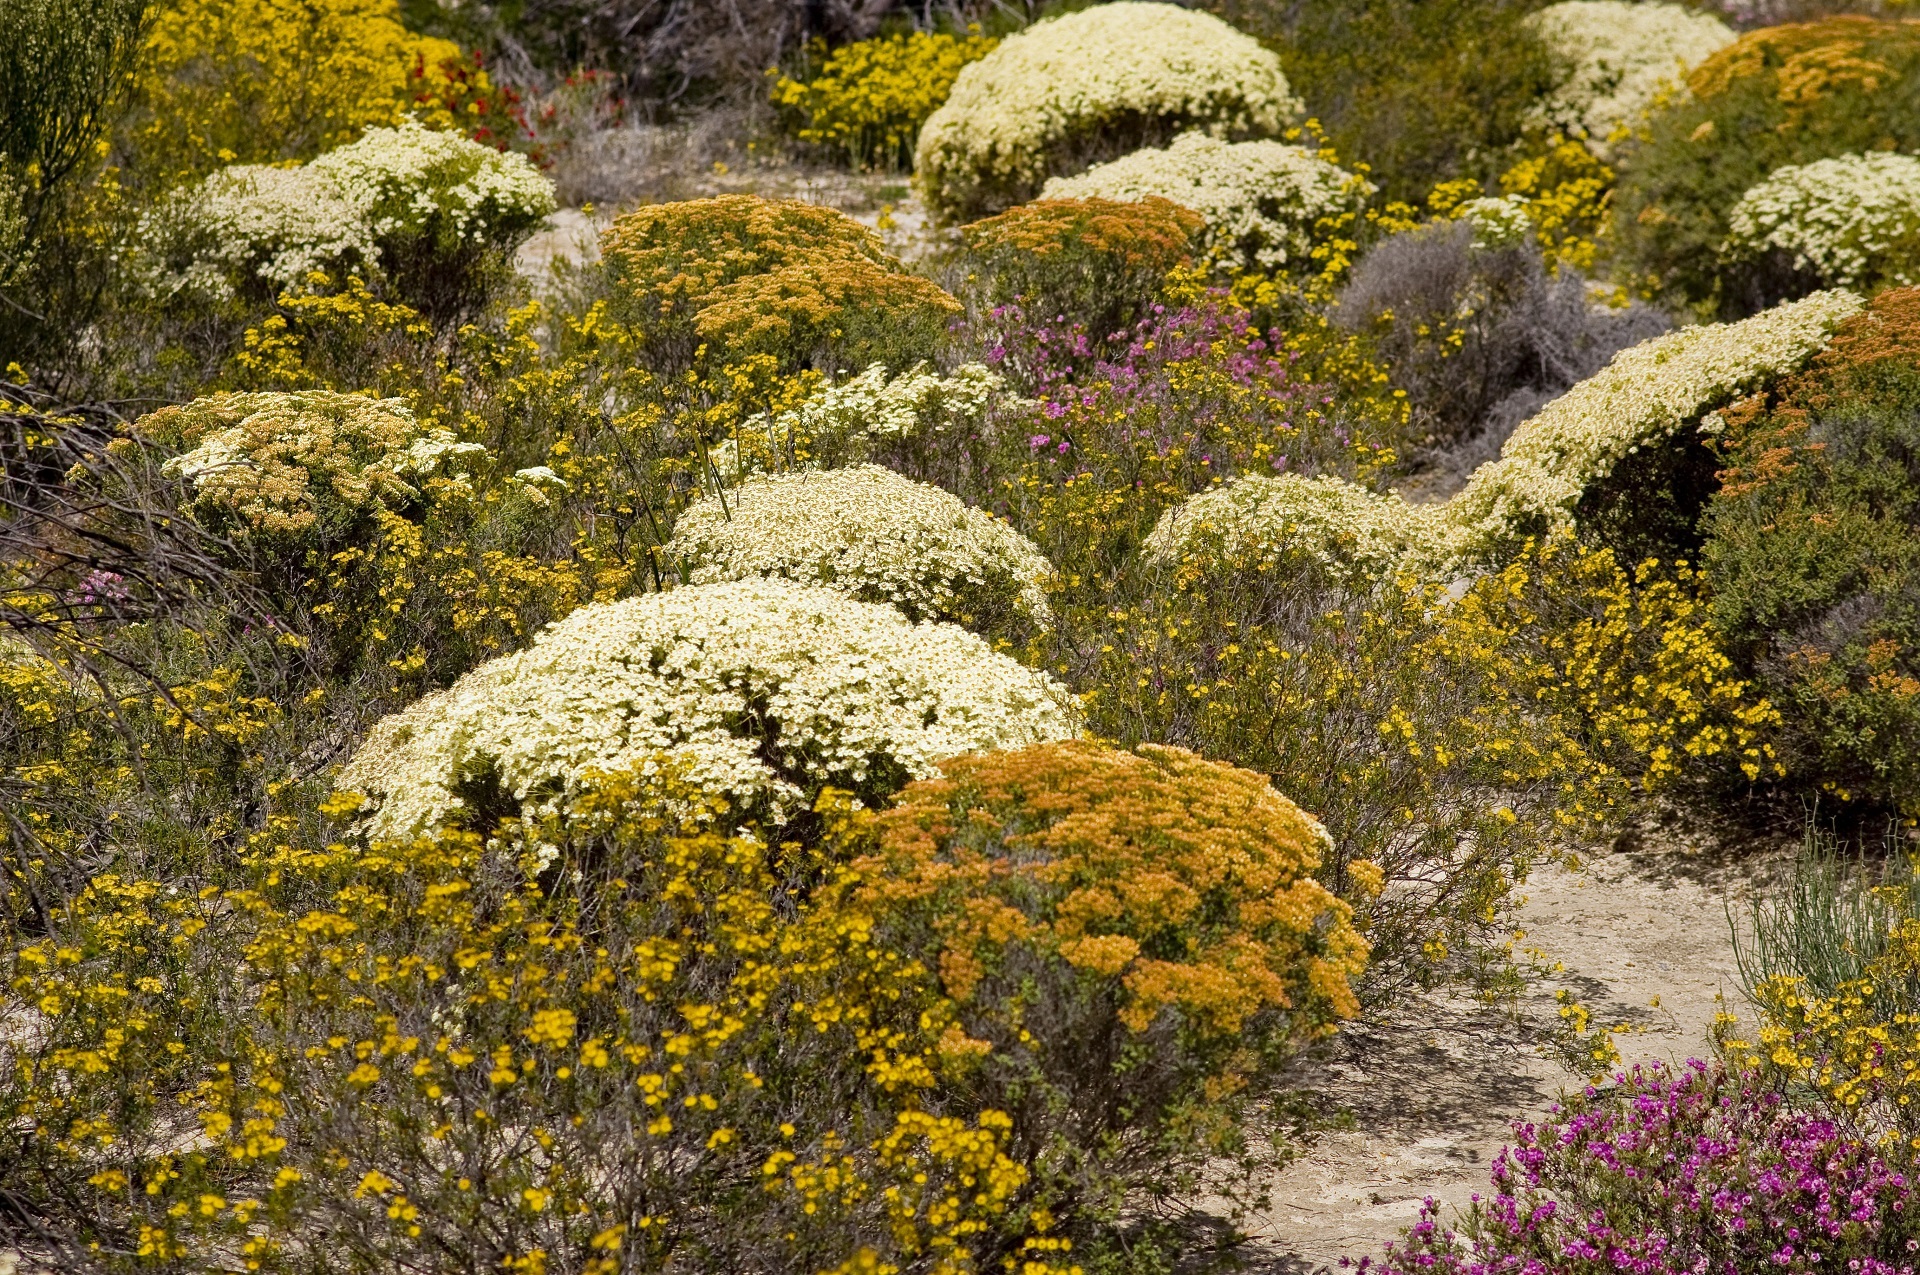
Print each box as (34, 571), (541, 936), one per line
(1361, 1060), (1920, 1275)
(1724, 150), (1920, 301)
(1038, 131), (1373, 277)
(914, 2), (1301, 222)
(1526, 0), (1734, 157)
(959, 196), (1203, 348)
(666, 464), (1056, 634)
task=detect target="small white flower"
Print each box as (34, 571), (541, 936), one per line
(1725, 152), (1920, 291)
(1527, 1), (1735, 157)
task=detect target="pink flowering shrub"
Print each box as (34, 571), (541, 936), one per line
(1361, 1060), (1920, 1275)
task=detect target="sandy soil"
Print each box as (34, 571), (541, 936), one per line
(1236, 821), (1792, 1272)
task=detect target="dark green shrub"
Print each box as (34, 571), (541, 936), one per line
(1212, 0), (1561, 206)
(1612, 16), (1920, 317)
(1704, 286), (1920, 814)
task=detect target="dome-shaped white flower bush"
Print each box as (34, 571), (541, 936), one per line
(145, 165), (377, 300)
(143, 120), (555, 307)
(141, 391), (488, 537)
(335, 578), (1080, 838)
(724, 361), (1028, 475)
(1724, 152), (1920, 294)
(1526, 0), (1734, 157)
(668, 465), (1055, 630)
(308, 119), (556, 257)
(914, 2), (1301, 222)
(1038, 132), (1371, 275)
(1151, 289), (1866, 579)
(1143, 473), (1425, 585)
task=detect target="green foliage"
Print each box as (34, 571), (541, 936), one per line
(0, 0), (150, 241)
(1218, 0), (1562, 206)
(1706, 286), (1920, 815)
(1612, 17), (1920, 317)
(958, 196), (1204, 345)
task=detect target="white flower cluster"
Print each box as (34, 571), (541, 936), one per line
(1453, 195), (1534, 250)
(1151, 290), (1864, 579)
(147, 121), (555, 300)
(668, 465), (1055, 629)
(309, 119), (556, 249)
(1526, 1), (1734, 157)
(1039, 132), (1371, 274)
(914, 2), (1301, 220)
(1724, 152), (1920, 291)
(1442, 287), (1863, 562)
(1143, 473), (1428, 584)
(336, 578), (1080, 838)
(725, 361), (1026, 473)
(153, 391), (488, 535)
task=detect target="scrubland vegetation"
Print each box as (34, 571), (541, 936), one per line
(12, 0), (1920, 1271)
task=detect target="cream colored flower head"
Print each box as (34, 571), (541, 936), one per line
(1040, 132), (1371, 274)
(336, 578), (1081, 839)
(1527, 1), (1734, 158)
(144, 391), (488, 536)
(915, 2), (1300, 221)
(668, 464), (1055, 631)
(1725, 152), (1920, 293)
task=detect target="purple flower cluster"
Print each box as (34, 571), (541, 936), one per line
(978, 295), (1354, 480)
(1358, 1060), (1920, 1275)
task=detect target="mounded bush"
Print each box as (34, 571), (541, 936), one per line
(1724, 151), (1920, 301)
(139, 121), (554, 318)
(1363, 1061), (1920, 1275)
(1336, 218), (1671, 454)
(1705, 286), (1920, 816)
(336, 578), (1079, 837)
(1525, 0), (1734, 157)
(1038, 131), (1372, 277)
(1612, 15), (1920, 317)
(959, 195), (1203, 344)
(599, 194), (960, 373)
(914, 2), (1302, 223)
(666, 464), (1056, 632)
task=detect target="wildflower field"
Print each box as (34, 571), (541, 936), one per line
(12, 0), (1920, 1271)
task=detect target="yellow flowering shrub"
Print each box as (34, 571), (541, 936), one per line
(131, 0), (471, 179)
(772, 29), (998, 172)
(0, 742), (1363, 1269)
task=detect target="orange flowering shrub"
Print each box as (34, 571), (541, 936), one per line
(600, 195), (959, 373)
(960, 196), (1203, 343)
(1705, 287), (1920, 814)
(849, 740), (1366, 1216)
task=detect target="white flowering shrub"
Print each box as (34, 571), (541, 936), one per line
(914, 2), (1301, 222)
(142, 391), (489, 538)
(1442, 288), (1864, 563)
(309, 119), (555, 257)
(668, 465), (1055, 631)
(1526, 1), (1734, 157)
(1452, 195), (1534, 250)
(1143, 474), (1427, 585)
(1724, 152), (1920, 294)
(335, 578), (1080, 837)
(724, 361), (1026, 476)
(1151, 290), (1865, 579)
(1038, 132), (1371, 275)
(137, 165), (376, 302)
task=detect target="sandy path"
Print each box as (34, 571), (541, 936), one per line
(1239, 830), (1786, 1272)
